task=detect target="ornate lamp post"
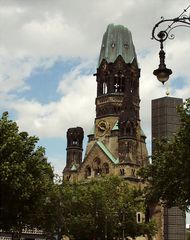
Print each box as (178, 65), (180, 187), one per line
(117, 205), (128, 240)
(152, 5), (190, 84)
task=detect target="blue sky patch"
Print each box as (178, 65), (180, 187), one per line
(38, 135), (88, 175)
(39, 137), (67, 165)
(171, 76), (186, 90)
(138, 49), (150, 59)
(16, 58), (82, 104)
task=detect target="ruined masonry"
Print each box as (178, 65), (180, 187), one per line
(62, 23), (186, 240)
(63, 24), (148, 185)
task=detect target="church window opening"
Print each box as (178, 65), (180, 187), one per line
(85, 166), (91, 178)
(102, 163), (109, 174)
(73, 152), (76, 161)
(131, 168), (136, 176)
(136, 212), (143, 223)
(103, 82), (107, 94)
(114, 82), (119, 92)
(93, 158), (101, 176)
(66, 174), (71, 181)
(72, 139), (78, 145)
(114, 74), (125, 92)
(95, 167), (101, 176)
(120, 168), (125, 176)
(94, 158), (101, 165)
(120, 75), (125, 92)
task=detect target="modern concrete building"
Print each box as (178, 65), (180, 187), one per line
(152, 96), (186, 240)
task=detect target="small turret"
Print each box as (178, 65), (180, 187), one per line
(64, 127), (84, 173)
(67, 127), (84, 149)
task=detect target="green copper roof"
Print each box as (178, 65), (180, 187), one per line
(98, 24), (137, 66)
(112, 120), (119, 130)
(96, 140), (119, 164)
(70, 164), (77, 171)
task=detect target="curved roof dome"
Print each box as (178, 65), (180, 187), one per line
(98, 24), (137, 66)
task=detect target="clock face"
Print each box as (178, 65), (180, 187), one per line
(97, 120), (110, 136)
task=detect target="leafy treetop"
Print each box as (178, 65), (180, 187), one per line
(139, 98), (190, 210)
(0, 112), (54, 232)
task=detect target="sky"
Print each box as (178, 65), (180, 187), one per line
(0, 0), (190, 223)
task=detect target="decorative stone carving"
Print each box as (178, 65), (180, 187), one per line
(96, 120), (110, 137)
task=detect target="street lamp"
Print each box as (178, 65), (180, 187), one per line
(117, 205), (128, 240)
(152, 5), (190, 84)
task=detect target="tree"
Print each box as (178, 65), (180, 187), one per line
(39, 179), (66, 238)
(0, 112), (157, 239)
(0, 112), (54, 233)
(45, 176), (156, 240)
(139, 98), (190, 210)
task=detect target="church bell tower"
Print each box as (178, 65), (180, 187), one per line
(94, 24), (147, 170)
(63, 24), (148, 182)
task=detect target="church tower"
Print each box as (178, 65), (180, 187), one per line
(64, 127), (84, 180)
(63, 24), (148, 183)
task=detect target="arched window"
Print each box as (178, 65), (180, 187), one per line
(103, 82), (107, 94)
(85, 166), (91, 178)
(114, 74), (119, 92)
(93, 158), (101, 176)
(114, 74), (125, 92)
(73, 152), (76, 161)
(120, 75), (125, 92)
(102, 163), (109, 174)
(72, 139), (78, 145)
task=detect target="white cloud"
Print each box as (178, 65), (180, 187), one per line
(0, 55), (58, 98)
(0, 1), (190, 209)
(10, 61), (96, 138)
(1, 0), (189, 134)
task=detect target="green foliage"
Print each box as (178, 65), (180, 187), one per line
(139, 98), (190, 210)
(44, 176), (156, 240)
(0, 112), (156, 239)
(0, 112), (54, 231)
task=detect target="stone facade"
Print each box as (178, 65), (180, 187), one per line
(63, 24), (148, 186)
(62, 24), (187, 240)
(63, 25), (148, 240)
